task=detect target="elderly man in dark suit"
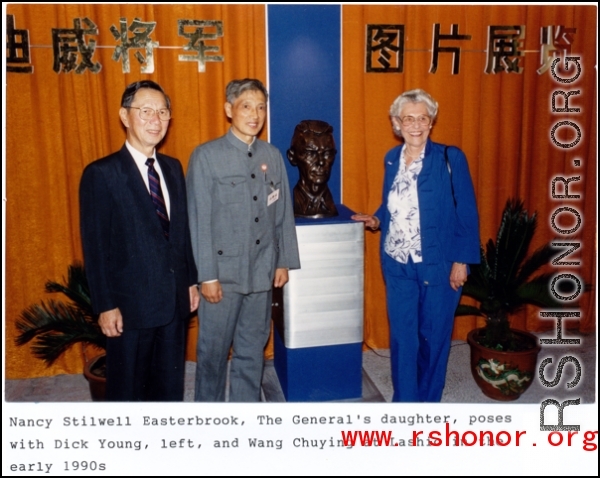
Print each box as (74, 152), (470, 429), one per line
(79, 80), (199, 401)
(187, 78), (300, 402)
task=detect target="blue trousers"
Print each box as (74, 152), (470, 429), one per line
(383, 254), (461, 402)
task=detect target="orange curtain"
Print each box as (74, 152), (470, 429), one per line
(342, 5), (597, 349)
(5, 5), (596, 380)
(5, 4), (267, 379)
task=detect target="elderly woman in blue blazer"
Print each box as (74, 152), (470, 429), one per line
(353, 89), (480, 402)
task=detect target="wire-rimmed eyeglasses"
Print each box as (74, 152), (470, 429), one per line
(129, 106), (171, 121)
(398, 115), (431, 126)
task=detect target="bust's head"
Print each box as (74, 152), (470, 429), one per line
(287, 120), (338, 218)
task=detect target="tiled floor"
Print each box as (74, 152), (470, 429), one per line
(5, 334), (596, 403)
(4, 357), (386, 403)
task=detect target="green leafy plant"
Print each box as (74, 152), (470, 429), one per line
(455, 198), (564, 351)
(15, 262), (105, 365)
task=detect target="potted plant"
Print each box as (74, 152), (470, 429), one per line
(455, 198), (565, 401)
(14, 262), (107, 400)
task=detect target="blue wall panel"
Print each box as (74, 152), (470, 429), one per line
(267, 5), (341, 204)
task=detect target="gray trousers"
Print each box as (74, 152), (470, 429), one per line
(195, 289), (272, 402)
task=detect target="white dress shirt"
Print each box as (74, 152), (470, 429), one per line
(125, 140), (171, 216)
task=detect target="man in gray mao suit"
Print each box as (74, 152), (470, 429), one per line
(187, 78), (300, 402)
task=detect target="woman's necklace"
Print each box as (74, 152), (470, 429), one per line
(404, 149), (423, 164)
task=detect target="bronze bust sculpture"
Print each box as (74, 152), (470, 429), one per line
(287, 120), (338, 218)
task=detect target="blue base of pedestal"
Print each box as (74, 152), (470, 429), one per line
(274, 328), (362, 402)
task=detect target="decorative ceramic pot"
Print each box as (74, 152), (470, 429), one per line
(83, 353), (106, 401)
(467, 328), (540, 401)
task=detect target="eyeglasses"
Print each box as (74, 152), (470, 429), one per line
(129, 106), (171, 121)
(398, 115), (431, 126)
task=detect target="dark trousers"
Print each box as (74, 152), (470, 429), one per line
(105, 313), (186, 401)
(383, 254), (461, 402)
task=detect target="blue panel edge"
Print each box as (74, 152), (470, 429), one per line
(294, 203), (358, 226)
(274, 328), (363, 402)
(267, 5), (342, 205)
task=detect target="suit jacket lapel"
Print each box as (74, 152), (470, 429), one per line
(384, 145), (402, 194)
(156, 154), (180, 229)
(418, 138), (434, 187)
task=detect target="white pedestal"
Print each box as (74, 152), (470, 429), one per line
(274, 205), (364, 401)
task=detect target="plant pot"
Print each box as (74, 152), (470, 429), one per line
(467, 328), (540, 401)
(83, 353), (106, 401)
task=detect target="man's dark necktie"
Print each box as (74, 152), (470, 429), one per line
(146, 157), (170, 239)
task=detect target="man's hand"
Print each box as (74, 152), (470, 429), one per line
(201, 280), (223, 304)
(189, 285), (200, 312)
(449, 262), (468, 291)
(274, 268), (289, 288)
(99, 308), (123, 337)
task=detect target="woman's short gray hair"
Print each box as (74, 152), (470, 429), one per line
(225, 78), (269, 104)
(390, 89), (438, 119)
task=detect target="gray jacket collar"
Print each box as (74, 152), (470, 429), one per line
(226, 128), (257, 154)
